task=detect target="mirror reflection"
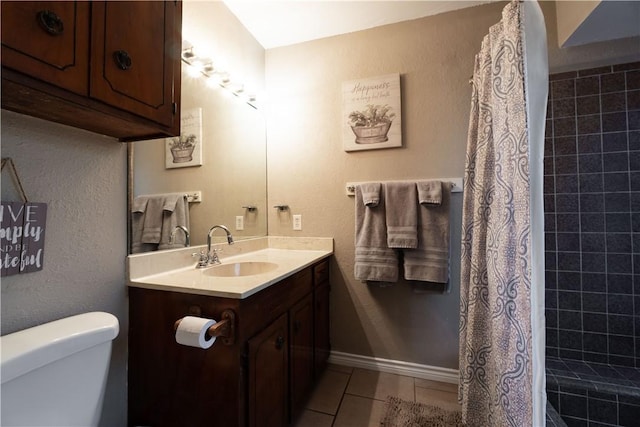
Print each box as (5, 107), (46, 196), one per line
(130, 64), (267, 252)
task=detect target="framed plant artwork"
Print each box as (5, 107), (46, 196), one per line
(165, 107), (203, 168)
(342, 73), (402, 152)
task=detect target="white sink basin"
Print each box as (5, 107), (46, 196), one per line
(203, 261), (279, 277)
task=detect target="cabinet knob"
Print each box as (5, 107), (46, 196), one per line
(36, 10), (64, 36)
(113, 50), (133, 71)
(275, 336), (285, 350)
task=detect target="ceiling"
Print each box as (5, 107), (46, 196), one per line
(561, 0), (640, 47)
(222, 1), (496, 49)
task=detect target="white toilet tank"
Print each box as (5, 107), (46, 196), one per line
(1, 311), (119, 427)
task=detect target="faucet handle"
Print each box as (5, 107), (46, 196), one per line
(192, 250), (209, 269)
(208, 248), (222, 265)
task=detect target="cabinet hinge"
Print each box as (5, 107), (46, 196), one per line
(172, 103), (177, 115)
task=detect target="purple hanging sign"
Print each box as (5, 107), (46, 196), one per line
(1, 201), (47, 276)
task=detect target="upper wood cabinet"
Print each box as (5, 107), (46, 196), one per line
(1, 1), (182, 141)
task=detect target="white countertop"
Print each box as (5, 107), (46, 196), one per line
(127, 237), (333, 299)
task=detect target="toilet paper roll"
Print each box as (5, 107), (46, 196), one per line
(175, 316), (217, 349)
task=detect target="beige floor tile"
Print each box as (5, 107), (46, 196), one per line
(293, 410), (334, 427)
(414, 378), (459, 393)
(305, 369), (351, 415)
(327, 363), (354, 374)
(415, 386), (461, 411)
(345, 368), (415, 401)
(333, 394), (386, 427)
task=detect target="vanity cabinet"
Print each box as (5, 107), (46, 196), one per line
(248, 313), (289, 427)
(128, 258), (331, 427)
(1, 1), (182, 141)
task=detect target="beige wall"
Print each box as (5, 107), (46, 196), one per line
(0, 110), (127, 427)
(265, 2), (509, 368)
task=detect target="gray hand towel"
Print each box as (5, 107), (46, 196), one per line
(354, 184), (398, 283)
(417, 180), (442, 205)
(384, 182), (418, 249)
(131, 196), (156, 253)
(141, 197), (165, 244)
(361, 182), (381, 207)
(159, 194), (190, 250)
(404, 182), (451, 283)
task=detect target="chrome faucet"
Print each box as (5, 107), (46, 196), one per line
(169, 225), (190, 247)
(206, 225), (234, 265)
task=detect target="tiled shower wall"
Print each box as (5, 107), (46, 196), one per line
(545, 61), (640, 367)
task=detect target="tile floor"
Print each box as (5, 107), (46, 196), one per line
(294, 364), (460, 427)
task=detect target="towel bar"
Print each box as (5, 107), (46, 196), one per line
(137, 191), (202, 203)
(345, 178), (463, 196)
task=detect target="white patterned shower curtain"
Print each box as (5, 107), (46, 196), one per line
(459, 1), (547, 426)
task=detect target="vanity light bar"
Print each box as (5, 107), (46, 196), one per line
(181, 40), (258, 109)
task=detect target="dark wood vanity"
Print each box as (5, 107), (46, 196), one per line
(128, 258), (331, 427)
(1, 1), (182, 141)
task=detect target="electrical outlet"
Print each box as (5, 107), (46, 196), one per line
(292, 214), (302, 230)
(235, 216), (244, 231)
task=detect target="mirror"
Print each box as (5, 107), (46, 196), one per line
(129, 64), (267, 251)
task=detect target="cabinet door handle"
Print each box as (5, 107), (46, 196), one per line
(113, 50), (133, 71)
(36, 10), (64, 36)
(275, 336), (285, 350)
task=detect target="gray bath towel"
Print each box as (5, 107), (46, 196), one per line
(384, 182), (418, 249)
(404, 182), (452, 283)
(354, 183), (398, 283)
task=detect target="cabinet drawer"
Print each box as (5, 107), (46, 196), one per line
(1, 1), (89, 95)
(313, 259), (329, 285)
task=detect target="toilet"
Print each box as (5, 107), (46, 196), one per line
(1, 312), (119, 427)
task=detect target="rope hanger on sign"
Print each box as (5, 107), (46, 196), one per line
(1, 157), (29, 203)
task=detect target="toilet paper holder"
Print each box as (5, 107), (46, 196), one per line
(174, 309), (236, 346)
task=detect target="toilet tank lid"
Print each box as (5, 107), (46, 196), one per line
(1, 312), (119, 384)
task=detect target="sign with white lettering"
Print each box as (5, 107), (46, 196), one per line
(1, 201), (47, 276)
(342, 73), (402, 152)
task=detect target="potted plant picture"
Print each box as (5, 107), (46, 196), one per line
(165, 107), (203, 168)
(342, 73), (401, 151)
(169, 134), (198, 163)
(348, 104), (396, 144)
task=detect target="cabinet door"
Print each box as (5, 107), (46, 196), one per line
(90, 1), (179, 128)
(1, 1), (89, 95)
(290, 294), (314, 417)
(248, 313), (288, 427)
(314, 282), (331, 377)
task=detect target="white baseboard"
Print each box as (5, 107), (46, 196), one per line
(328, 351), (459, 384)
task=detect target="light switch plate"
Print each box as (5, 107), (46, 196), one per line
(235, 216), (244, 230)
